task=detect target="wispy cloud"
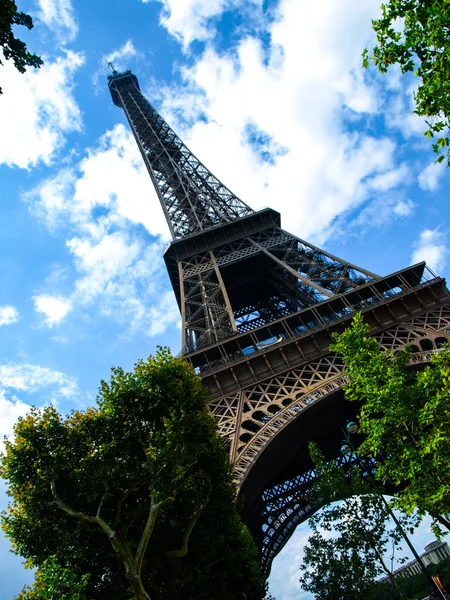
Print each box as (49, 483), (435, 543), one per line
(0, 363), (79, 450)
(93, 40), (141, 89)
(0, 363), (79, 400)
(270, 521), (313, 600)
(332, 194), (416, 238)
(36, 0), (78, 44)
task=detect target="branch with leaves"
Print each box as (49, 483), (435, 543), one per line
(0, 0), (43, 94)
(363, 0), (450, 166)
(331, 313), (450, 532)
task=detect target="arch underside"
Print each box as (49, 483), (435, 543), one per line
(258, 451), (377, 579)
(207, 304), (450, 579)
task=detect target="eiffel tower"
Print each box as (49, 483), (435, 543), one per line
(108, 69), (450, 579)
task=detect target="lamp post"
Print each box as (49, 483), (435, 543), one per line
(341, 420), (446, 600)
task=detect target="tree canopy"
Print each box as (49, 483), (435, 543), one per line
(0, 0), (43, 94)
(331, 313), (450, 531)
(1, 349), (264, 600)
(363, 0), (450, 166)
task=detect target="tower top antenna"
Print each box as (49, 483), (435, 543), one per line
(107, 62), (118, 76)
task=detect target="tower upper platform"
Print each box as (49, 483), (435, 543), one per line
(108, 70), (140, 107)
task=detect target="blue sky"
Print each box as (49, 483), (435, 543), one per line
(1, 0), (449, 598)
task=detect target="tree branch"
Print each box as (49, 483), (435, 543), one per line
(113, 488), (132, 529)
(97, 486), (110, 520)
(51, 480), (98, 525)
(50, 480), (116, 539)
(166, 482), (211, 559)
(134, 494), (165, 575)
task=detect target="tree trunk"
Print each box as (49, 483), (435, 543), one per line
(125, 570), (151, 600)
(435, 514), (450, 532)
(110, 537), (152, 600)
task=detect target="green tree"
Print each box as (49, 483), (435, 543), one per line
(331, 313), (450, 532)
(363, 0), (450, 166)
(0, 0), (43, 94)
(1, 349), (264, 600)
(299, 445), (412, 600)
(301, 532), (377, 600)
(15, 556), (90, 600)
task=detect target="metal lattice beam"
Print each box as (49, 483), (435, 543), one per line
(108, 71), (254, 239)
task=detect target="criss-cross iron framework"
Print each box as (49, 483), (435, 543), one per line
(109, 69), (450, 579)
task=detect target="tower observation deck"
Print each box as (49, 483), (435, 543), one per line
(109, 69), (450, 578)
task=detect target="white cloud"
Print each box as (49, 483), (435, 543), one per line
(26, 125), (178, 336)
(104, 40), (138, 72)
(411, 229), (448, 274)
(0, 51), (84, 169)
(67, 232), (142, 302)
(51, 335), (68, 343)
(0, 391), (32, 450)
(0, 363), (79, 399)
(0, 306), (19, 326)
(33, 294), (73, 326)
(36, 0), (78, 43)
(146, 0), (263, 48)
(153, 0), (412, 242)
(393, 199), (415, 217)
(418, 160), (446, 192)
(73, 125), (169, 239)
(65, 232), (177, 334)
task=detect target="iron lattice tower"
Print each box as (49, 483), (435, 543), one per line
(109, 70), (450, 578)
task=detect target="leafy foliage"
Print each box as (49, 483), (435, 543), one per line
(15, 556), (90, 600)
(0, 0), (43, 94)
(363, 0), (450, 166)
(1, 349), (264, 600)
(331, 313), (450, 530)
(300, 445), (413, 600)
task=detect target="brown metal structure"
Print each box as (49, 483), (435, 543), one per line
(109, 69), (450, 579)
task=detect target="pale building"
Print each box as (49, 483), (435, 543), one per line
(380, 540), (450, 582)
